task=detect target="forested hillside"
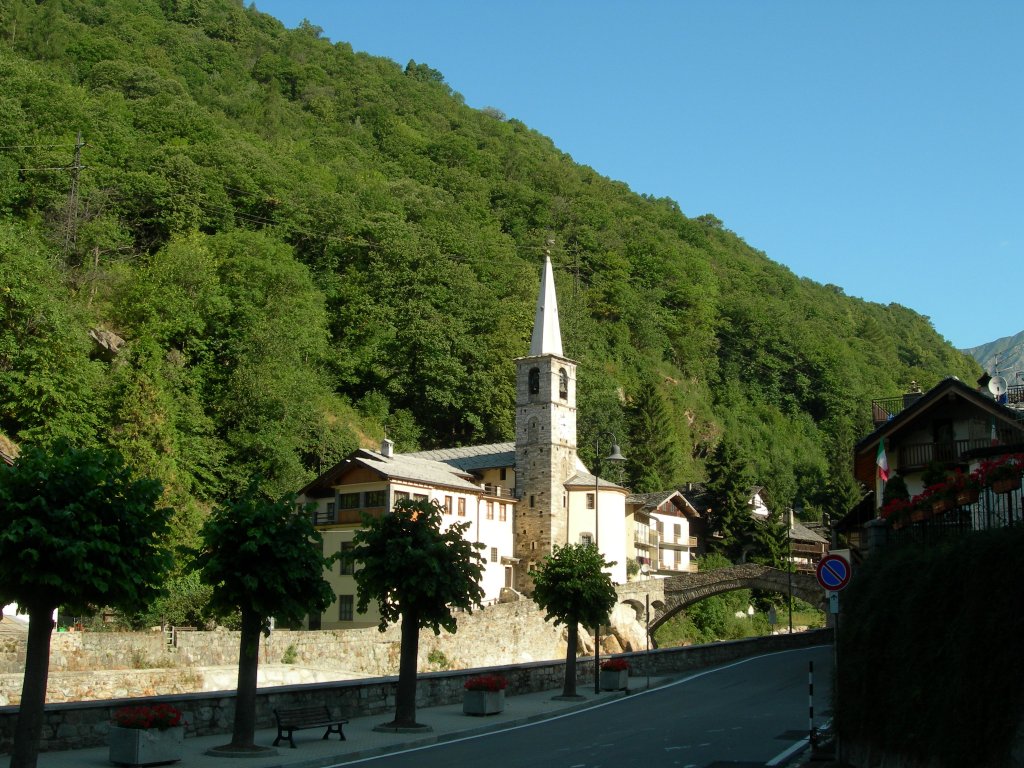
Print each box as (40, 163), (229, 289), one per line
(0, 0), (978, 542)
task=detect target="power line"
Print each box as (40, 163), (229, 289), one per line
(0, 143), (78, 150)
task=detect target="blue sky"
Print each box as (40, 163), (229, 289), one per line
(253, 1), (1023, 350)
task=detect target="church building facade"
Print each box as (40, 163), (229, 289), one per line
(297, 255), (628, 630)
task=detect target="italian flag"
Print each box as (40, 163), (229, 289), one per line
(876, 439), (890, 482)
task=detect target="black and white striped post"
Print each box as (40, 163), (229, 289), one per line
(808, 660), (816, 747)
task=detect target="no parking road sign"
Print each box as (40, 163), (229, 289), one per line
(816, 553), (852, 591)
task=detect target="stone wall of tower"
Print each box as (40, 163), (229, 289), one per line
(513, 354), (577, 592)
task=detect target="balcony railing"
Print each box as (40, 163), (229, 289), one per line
(873, 386), (1024, 426)
(898, 438), (1005, 470)
(483, 484), (517, 499)
(634, 529), (660, 547)
(657, 561), (698, 573)
(661, 535), (699, 548)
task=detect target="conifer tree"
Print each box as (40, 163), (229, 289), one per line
(624, 377), (682, 493)
(705, 437), (755, 562)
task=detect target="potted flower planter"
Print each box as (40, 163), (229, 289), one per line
(463, 689), (505, 716)
(599, 669), (628, 691)
(955, 488), (980, 506)
(109, 725), (183, 766)
(992, 477), (1020, 494)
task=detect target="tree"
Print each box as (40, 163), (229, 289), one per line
(530, 544), (617, 698)
(195, 485), (335, 753)
(0, 442), (172, 768)
(705, 438), (755, 562)
(352, 498), (485, 729)
(624, 377), (682, 492)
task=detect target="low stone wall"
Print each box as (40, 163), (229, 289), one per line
(0, 600), (569, 705)
(0, 629), (830, 754)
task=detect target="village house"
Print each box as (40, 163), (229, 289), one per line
(838, 375), (1024, 558)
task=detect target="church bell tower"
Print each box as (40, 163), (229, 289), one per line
(513, 252), (577, 591)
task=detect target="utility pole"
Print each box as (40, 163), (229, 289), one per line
(62, 131), (85, 260)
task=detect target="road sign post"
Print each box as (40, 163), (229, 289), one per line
(816, 553), (851, 592)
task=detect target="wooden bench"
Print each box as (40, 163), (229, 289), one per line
(272, 705), (348, 749)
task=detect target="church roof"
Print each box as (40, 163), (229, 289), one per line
(529, 254), (563, 357)
(299, 447), (483, 498)
(406, 442), (516, 471)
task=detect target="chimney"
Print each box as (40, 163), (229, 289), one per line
(902, 380), (923, 410)
(381, 438), (394, 458)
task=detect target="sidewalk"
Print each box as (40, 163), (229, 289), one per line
(34, 675), (674, 768)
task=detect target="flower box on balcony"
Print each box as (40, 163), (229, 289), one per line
(992, 477), (1020, 494)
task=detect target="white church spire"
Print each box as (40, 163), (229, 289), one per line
(529, 254), (563, 357)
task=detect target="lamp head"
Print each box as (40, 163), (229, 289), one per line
(606, 443), (626, 464)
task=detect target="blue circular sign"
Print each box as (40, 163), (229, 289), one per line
(816, 554), (851, 591)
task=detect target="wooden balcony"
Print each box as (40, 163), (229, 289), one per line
(897, 438), (1002, 470)
(483, 484), (517, 499)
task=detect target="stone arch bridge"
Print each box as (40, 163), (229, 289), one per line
(615, 563), (824, 637)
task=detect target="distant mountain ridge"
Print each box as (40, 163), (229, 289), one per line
(964, 330), (1024, 385)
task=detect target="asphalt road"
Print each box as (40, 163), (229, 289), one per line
(339, 644), (834, 768)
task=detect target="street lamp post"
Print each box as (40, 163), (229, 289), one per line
(593, 433), (625, 694)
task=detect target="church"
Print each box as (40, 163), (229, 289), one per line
(298, 255), (638, 630)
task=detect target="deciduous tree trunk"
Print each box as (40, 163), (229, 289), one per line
(11, 606), (55, 768)
(392, 610), (420, 727)
(231, 608), (262, 748)
(562, 621), (578, 698)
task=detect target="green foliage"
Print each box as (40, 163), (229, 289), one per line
(0, 440), (172, 768)
(704, 439), (754, 561)
(624, 377), (682, 492)
(129, 570), (213, 629)
(352, 497), (484, 727)
(426, 649), (451, 671)
(0, 0), (981, 546)
(195, 484), (335, 747)
(0, 441), (172, 614)
(352, 498), (486, 634)
(529, 543), (617, 631)
(882, 474), (909, 506)
(281, 643), (298, 665)
(836, 530), (1024, 767)
(530, 542), (617, 698)
(0, 222), (101, 446)
(196, 485), (335, 632)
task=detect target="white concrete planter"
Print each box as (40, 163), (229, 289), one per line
(599, 669), (628, 691)
(109, 726), (183, 766)
(462, 689), (505, 716)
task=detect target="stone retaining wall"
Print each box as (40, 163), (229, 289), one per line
(0, 600), (569, 705)
(0, 629), (830, 754)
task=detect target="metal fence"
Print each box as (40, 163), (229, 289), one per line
(887, 485), (1023, 545)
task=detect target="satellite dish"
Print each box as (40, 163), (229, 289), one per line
(989, 375), (1008, 396)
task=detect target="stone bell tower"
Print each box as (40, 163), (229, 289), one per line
(513, 252), (578, 591)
